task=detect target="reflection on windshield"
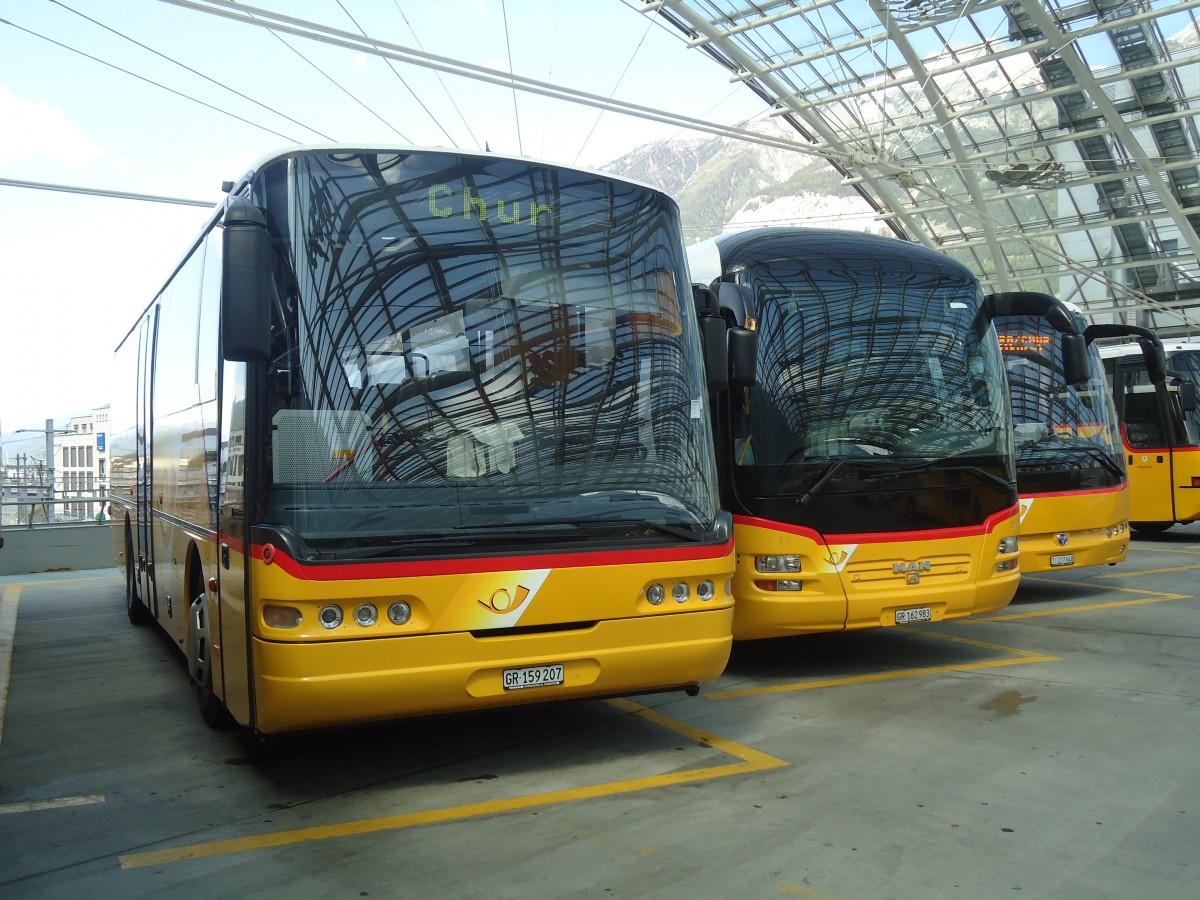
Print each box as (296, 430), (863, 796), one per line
(731, 262), (1010, 495)
(1000, 315), (1122, 474)
(259, 151), (717, 542)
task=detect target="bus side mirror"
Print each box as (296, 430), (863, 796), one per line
(1180, 380), (1198, 413)
(222, 197), (274, 363)
(728, 327), (757, 388)
(1143, 341), (1168, 385)
(1061, 333), (1089, 387)
(693, 285), (728, 392)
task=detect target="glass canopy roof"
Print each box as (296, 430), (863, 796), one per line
(643, 0), (1200, 335)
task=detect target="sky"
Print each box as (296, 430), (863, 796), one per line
(0, 0), (768, 450)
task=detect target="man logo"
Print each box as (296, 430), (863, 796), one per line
(893, 560), (931, 585)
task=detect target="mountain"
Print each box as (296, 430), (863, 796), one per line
(600, 118), (884, 243)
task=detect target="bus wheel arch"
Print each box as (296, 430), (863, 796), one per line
(186, 550), (233, 729)
(124, 521), (152, 626)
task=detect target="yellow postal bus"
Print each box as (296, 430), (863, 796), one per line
(993, 296), (1164, 572)
(110, 146), (741, 733)
(689, 229), (1086, 639)
(1100, 337), (1200, 534)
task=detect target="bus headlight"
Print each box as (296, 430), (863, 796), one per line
(263, 605), (302, 629)
(353, 603), (378, 627)
(697, 580), (715, 602)
(997, 536), (1018, 554)
(673, 582), (690, 603)
(387, 601), (412, 625)
(647, 583), (665, 605)
(756, 554), (801, 574)
(318, 605), (344, 629)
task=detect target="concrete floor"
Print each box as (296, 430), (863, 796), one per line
(1, 525), (1197, 899)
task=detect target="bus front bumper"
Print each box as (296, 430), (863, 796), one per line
(249, 608), (733, 734)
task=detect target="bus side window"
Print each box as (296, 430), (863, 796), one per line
(1124, 392), (1165, 448)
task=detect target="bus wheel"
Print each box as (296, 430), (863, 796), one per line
(188, 591), (232, 730)
(125, 543), (152, 626)
(1130, 522), (1172, 535)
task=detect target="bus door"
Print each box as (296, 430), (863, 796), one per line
(1123, 384), (1180, 523)
(136, 307), (159, 616)
(1165, 382), (1200, 523)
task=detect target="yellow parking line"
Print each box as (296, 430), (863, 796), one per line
(974, 593), (1192, 622)
(0, 795), (106, 816)
(710, 628), (1058, 701)
(0, 585), (20, 750)
(1095, 563), (1200, 578)
(708, 654), (1059, 700)
(120, 700), (787, 870)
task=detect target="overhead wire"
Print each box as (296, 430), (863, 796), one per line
(0, 15), (300, 144)
(258, 22), (410, 141)
(500, 0), (524, 156)
(389, 0), (481, 150)
(335, 0), (457, 147)
(47, 0), (333, 141)
(570, 8), (656, 167)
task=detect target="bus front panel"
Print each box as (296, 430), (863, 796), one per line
(246, 544), (735, 733)
(1017, 486), (1129, 573)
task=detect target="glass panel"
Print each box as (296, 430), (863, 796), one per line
(262, 151), (716, 543)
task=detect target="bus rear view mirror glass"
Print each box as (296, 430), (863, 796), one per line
(728, 327), (757, 388)
(1061, 333), (1089, 387)
(1180, 380), (1198, 413)
(221, 197), (274, 363)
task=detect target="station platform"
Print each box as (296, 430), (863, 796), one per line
(1, 526), (1197, 899)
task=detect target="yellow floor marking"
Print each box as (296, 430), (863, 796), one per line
(0, 585), (20, 750)
(709, 654), (1058, 700)
(974, 576), (1193, 622)
(0, 795), (106, 816)
(975, 593), (1193, 622)
(1095, 563), (1200, 578)
(120, 700), (787, 870)
(710, 627), (1058, 701)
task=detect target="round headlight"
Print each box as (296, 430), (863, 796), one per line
(387, 601), (412, 625)
(647, 583), (665, 605)
(353, 603), (378, 627)
(697, 580), (715, 601)
(318, 605), (344, 629)
(673, 582), (690, 603)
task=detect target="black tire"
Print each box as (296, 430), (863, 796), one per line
(188, 590), (234, 730)
(125, 540), (152, 626)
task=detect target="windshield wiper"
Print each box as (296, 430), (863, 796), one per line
(795, 457), (846, 507)
(1058, 445), (1126, 479)
(502, 515), (705, 542)
(346, 518), (705, 557)
(861, 458), (1013, 494)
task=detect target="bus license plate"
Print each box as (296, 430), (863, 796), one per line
(895, 606), (932, 625)
(1050, 554), (1075, 567)
(503, 664), (565, 691)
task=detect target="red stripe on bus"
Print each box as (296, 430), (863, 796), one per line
(734, 504), (1018, 545)
(1019, 483), (1128, 500)
(220, 535), (735, 581)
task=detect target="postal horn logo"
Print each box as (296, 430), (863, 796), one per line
(478, 584), (531, 613)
